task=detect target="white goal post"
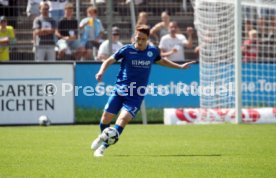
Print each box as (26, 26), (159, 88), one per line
(187, 0), (276, 124)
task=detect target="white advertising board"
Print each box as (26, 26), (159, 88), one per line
(0, 64), (74, 125)
(164, 108), (276, 125)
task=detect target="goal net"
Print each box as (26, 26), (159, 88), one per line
(191, 0), (276, 123)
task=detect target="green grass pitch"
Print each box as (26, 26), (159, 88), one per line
(1, 124), (276, 178)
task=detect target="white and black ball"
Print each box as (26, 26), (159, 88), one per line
(102, 127), (119, 145)
(38, 115), (51, 126)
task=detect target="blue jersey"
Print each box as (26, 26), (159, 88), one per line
(113, 44), (161, 91)
(105, 44), (161, 118)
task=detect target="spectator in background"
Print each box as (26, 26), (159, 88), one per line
(0, 0), (18, 28)
(0, 16), (16, 61)
(159, 21), (193, 62)
(242, 29), (258, 62)
(47, 0), (68, 23)
(55, 2), (81, 60)
(97, 26), (123, 61)
(26, 0), (43, 19)
(33, 2), (56, 61)
(256, 0), (276, 34)
(255, 0), (276, 61)
(131, 11), (149, 43)
(0, 0), (8, 6)
(243, 5), (257, 38)
(136, 11), (148, 26)
(193, 29), (223, 63)
(150, 11), (171, 44)
(79, 6), (105, 60)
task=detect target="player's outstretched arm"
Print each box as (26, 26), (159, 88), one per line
(156, 58), (197, 69)
(95, 57), (116, 82)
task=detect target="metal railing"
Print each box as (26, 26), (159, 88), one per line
(0, 0), (195, 61)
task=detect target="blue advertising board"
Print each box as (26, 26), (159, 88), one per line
(75, 63), (276, 109)
(241, 63), (276, 107)
(75, 63), (200, 109)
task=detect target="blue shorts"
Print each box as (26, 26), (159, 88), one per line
(104, 91), (144, 118)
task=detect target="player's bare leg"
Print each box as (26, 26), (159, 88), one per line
(115, 109), (132, 128)
(101, 111), (115, 124)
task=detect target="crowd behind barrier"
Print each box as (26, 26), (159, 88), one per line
(0, 0), (275, 62)
(0, 0), (197, 62)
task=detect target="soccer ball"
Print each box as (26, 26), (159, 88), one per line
(102, 127), (119, 145)
(38, 115), (51, 126)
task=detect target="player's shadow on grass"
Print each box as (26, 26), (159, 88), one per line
(112, 154), (222, 157)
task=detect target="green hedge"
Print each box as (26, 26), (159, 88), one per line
(76, 108), (163, 124)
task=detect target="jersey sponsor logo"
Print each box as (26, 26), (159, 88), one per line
(132, 59), (151, 68)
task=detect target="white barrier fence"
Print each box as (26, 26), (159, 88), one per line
(164, 108), (276, 125)
(0, 63), (75, 125)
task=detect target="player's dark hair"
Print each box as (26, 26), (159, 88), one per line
(136, 25), (150, 37)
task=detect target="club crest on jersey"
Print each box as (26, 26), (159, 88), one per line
(147, 51), (153, 57)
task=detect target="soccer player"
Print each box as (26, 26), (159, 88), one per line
(91, 25), (196, 157)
